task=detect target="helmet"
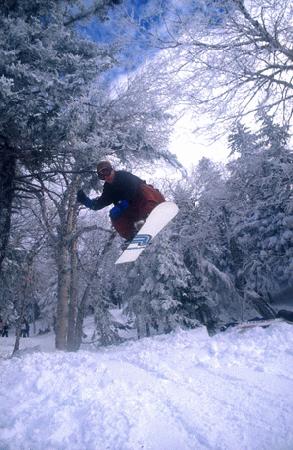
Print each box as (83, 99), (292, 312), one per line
(97, 160), (113, 173)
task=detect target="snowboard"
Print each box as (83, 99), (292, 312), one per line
(235, 318), (285, 331)
(115, 201), (179, 265)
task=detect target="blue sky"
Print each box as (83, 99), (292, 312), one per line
(79, 0), (164, 78)
(79, 0), (228, 81)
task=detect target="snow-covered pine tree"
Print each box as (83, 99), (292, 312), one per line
(226, 115), (293, 316)
(0, 0), (120, 273)
(124, 228), (194, 339)
(172, 158), (245, 329)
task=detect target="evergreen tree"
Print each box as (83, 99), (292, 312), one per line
(0, 0), (120, 272)
(125, 229), (193, 338)
(226, 115), (293, 313)
(172, 158), (244, 328)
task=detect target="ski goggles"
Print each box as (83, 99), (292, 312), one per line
(97, 167), (112, 180)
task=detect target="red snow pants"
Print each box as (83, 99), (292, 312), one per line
(111, 184), (165, 240)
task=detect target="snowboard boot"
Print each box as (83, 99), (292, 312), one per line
(120, 221), (145, 251)
(120, 235), (135, 250)
(134, 219), (145, 231)
(120, 241), (130, 251)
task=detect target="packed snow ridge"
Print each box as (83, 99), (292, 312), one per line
(1, 323), (293, 450)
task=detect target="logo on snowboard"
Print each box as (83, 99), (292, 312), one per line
(129, 234), (152, 248)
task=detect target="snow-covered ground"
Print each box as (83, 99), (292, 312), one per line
(1, 322), (293, 450)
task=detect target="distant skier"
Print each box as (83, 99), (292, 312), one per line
(77, 161), (165, 241)
(2, 322), (8, 337)
(21, 319), (30, 338)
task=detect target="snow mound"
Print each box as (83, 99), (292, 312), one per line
(1, 324), (293, 450)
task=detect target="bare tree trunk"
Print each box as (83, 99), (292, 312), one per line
(13, 277), (27, 354)
(55, 174), (80, 351)
(55, 239), (71, 350)
(74, 286), (90, 350)
(136, 314), (143, 339)
(12, 243), (43, 355)
(33, 300), (37, 335)
(13, 316), (23, 355)
(72, 231), (116, 351)
(67, 237), (79, 351)
(52, 173), (115, 351)
(0, 148), (16, 274)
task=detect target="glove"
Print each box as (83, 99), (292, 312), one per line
(77, 189), (93, 208)
(109, 205), (122, 220)
(109, 199), (129, 220)
(77, 189), (88, 205)
(118, 199), (129, 211)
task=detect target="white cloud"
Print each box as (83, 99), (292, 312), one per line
(169, 110), (229, 170)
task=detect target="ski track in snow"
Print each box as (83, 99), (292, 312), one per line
(0, 323), (293, 450)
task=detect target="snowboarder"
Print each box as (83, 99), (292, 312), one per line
(77, 161), (165, 241)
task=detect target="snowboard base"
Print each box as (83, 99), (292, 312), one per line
(115, 201), (179, 265)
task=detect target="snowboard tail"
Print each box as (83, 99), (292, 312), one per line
(221, 316), (293, 332)
(115, 201), (179, 265)
(235, 318), (284, 330)
(235, 310), (293, 330)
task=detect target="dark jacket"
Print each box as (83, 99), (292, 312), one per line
(85, 170), (145, 210)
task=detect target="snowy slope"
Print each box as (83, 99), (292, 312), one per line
(1, 323), (293, 450)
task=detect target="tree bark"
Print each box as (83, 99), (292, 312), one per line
(55, 239), (71, 350)
(74, 287), (90, 351)
(13, 320), (22, 355)
(12, 257), (37, 355)
(67, 237), (79, 351)
(55, 175), (79, 350)
(0, 148), (16, 274)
